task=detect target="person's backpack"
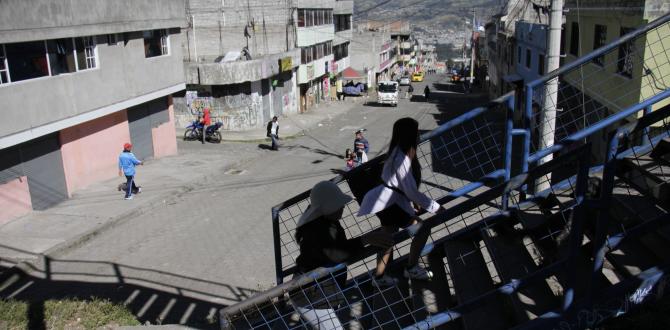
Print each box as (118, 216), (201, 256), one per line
(345, 156), (385, 205)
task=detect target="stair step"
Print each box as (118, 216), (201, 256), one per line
(650, 137), (670, 160)
(610, 191), (668, 228)
(481, 225), (559, 322)
(638, 231), (670, 263)
(604, 238), (660, 278)
(517, 209), (574, 265)
(618, 157), (670, 205)
(444, 236), (511, 330)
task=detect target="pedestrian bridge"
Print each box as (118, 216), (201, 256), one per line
(220, 13), (670, 329)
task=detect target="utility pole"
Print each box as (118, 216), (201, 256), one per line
(536, 0), (563, 192)
(469, 9), (476, 84)
(192, 15), (198, 62)
(462, 17), (467, 66)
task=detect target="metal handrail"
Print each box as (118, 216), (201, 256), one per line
(528, 89), (670, 163)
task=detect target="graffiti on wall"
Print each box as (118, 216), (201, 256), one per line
(217, 93), (262, 131)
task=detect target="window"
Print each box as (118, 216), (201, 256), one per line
(592, 24), (607, 66)
(617, 27), (635, 78)
(570, 22), (580, 56)
(1, 35), (98, 85)
(526, 49), (531, 68)
(107, 34), (119, 45)
(47, 38), (76, 75)
(317, 43), (323, 59)
(144, 30), (169, 58)
(517, 46), (521, 64)
(298, 9), (305, 27)
(334, 42), (349, 61)
(0, 45), (9, 83)
(538, 54), (545, 75)
(5, 41), (49, 82)
(307, 10), (313, 27)
(335, 14), (352, 32)
(75, 36), (97, 70)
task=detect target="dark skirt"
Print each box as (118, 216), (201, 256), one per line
(376, 203), (413, 228)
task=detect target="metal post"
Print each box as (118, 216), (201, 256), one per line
(470, 10), (476, 84)
(503, 94), (515, 210)
(192, 15), (198, 62)
(522, 85), (534, 194)
(536, 0), (563, 192)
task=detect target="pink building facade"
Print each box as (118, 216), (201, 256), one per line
(0, 96), (178, 225)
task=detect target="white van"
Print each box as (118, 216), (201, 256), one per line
(377, 81), (399, 106)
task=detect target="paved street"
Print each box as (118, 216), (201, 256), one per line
(1, 73), (492, 327)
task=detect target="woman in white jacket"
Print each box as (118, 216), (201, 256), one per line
(358, 117), (444, 287)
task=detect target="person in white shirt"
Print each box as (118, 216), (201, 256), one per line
(357, 117), (445, 287)
(266, 116), (279, 150)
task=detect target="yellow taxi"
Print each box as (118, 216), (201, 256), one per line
(411, 72), (424, 82)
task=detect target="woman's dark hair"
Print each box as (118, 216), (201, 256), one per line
(387, 117), (421, 186)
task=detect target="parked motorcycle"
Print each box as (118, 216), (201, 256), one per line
(183, 121), (223, 143)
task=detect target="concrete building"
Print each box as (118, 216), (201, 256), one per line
(0, 0), (185, 223)
(486, 0), (548, 99)
(515, 21), (549, 104)
(180, 0), (301, 131)
(350, 21), (398, 88)
(562, 0), (670, 115)
(388, 21), (413, 72)
(295, 0), (347, 112)
(333, 1), (354, 80)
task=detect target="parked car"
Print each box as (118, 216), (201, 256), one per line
(399, 76), (411, 86)
(411, 72), (424, 82)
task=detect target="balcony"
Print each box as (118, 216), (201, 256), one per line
(185, 49), (300, 85)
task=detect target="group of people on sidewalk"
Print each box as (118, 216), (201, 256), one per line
(345, 129), (369, 170)
(291, 117), (445, 328)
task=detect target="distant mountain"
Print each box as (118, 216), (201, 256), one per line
(354, 0), (502, 31)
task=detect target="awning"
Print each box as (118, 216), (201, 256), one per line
(341, 67), (366, 80)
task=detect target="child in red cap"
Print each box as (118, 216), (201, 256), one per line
(118, 143), (143, 200)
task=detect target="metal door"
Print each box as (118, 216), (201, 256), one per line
(20, 134), (68, 210)
(127, 103), (155, 160)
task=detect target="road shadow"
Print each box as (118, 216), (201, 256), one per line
(420, 85), (504, 184)
(0, 247), (259, 329)
(288, 144), (344, 159)
(257, 144), (273, 150)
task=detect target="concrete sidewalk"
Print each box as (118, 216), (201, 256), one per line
(0, 97), (361, 267)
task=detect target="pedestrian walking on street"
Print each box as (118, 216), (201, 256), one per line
(266, 116), (279, 151)
(354, 130), (369, 165)
(357, 118), (445, 287)
(407, 84), (414, 100)
(336, 79), (343, 101)
(118, 143), (143, 200)
(291, 181), (393, 329)
(424, 85), (430, 101)
(201, 107), (211, 144)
